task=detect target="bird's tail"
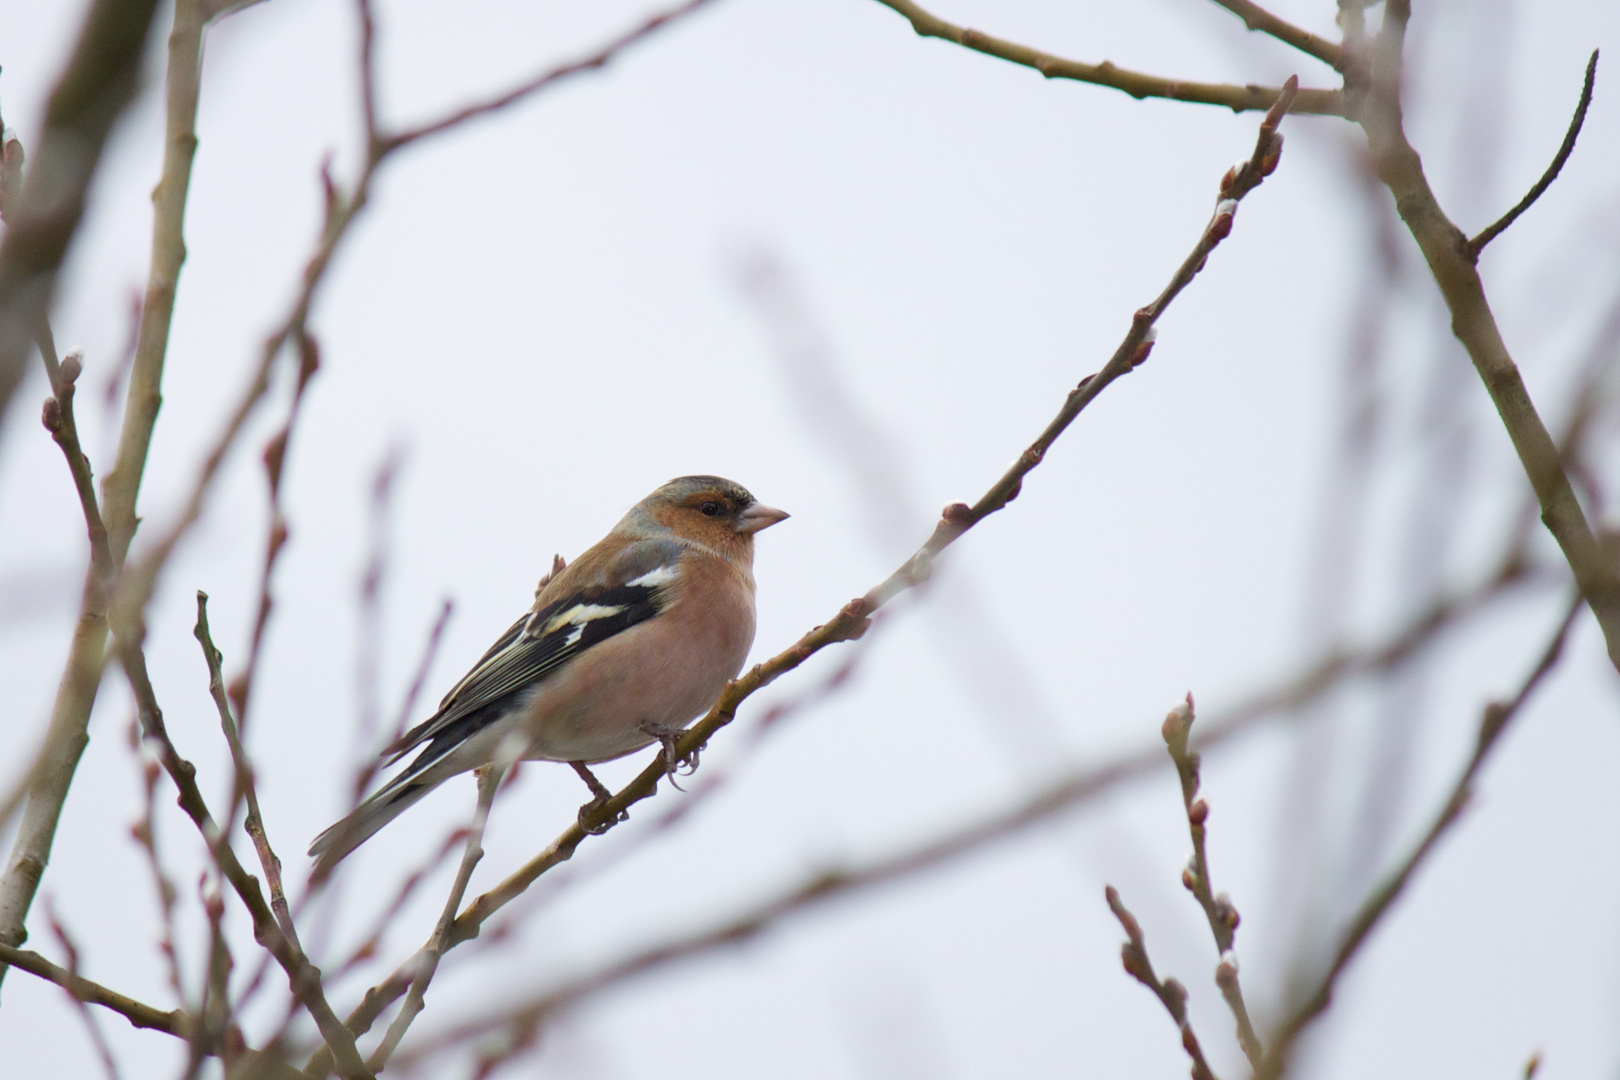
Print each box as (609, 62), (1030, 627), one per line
(307, 770), (438, 878)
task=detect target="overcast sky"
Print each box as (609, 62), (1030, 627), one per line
(1, 1), (1618, 1077)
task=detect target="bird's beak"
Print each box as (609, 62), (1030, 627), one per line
(734, 503), (790, 534)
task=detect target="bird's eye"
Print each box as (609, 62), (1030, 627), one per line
(700, 501), (721, 516)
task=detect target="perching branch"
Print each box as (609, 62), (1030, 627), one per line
(1105, 886), (1220, 1080)
(1468, 50), (1598, 257)
(1255, 595), (1583, 1080)
(870, 0), (1345, 116)
(314, 89), (1302, 1067)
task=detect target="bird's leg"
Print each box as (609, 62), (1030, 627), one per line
(637, 721), (699, 785)
(569, 760), (626, 835)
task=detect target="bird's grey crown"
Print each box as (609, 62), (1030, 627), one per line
(655, 475), (756, 506)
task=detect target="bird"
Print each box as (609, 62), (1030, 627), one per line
(308, 475), (788, 874)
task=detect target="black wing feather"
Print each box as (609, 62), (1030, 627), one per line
(384, 539), (683, 767)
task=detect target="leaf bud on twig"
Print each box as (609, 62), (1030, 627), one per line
(1209, 199), (1238, 240)
(1129, 325), (1158, 368)
(41, 396), (61, 432)
(1188, 797), (1209, 825)
(1261, 132), (1285, 176)
(60, 349), (83, 385)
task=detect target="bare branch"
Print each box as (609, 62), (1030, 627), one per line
(1161, 698), (1262, 1069)
(1105, 886), (1220, 1080)
(1255, 595), (1583, 1080)
(0, 0), (163, 426)
(115, 626), (373, 1077)
(45, 906), (125, 1080)
(0, 0), (220, 987)
(384, 0), (722, 150)
(0, 941), (186, 1036)
(1205, 0), (1347, 71)
(1358, 4), (1620, 674)
(1468, 49), (1598, 256)
(870, 0), (1346, 115)
(365, 766), (503, 1071)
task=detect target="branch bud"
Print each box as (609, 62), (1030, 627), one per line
(1209, 199), (1238, 239)
(1188, 797), (1209, 825)
(1260, 132), (1285, 176)
(60, 349), (83, 385)
(41, 396), (61, 432)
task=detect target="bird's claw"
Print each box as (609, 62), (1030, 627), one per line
(577, 793), (627, 835)
(639, 722), (699, 789)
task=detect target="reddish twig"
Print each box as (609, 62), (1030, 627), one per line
(1105, 886), (1220, 1080)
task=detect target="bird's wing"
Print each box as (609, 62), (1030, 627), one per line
(383, 537), (687, 764)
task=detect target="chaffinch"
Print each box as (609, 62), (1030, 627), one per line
(309, 475), (788, 873)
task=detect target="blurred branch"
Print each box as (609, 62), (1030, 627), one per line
(330, 96), (1304, 1063)
(1467, 50), (1598, 257)
(1204, 0), (1346, 71)
(870, 0), (1346, 115)
(116, 631), (372, 1077)
(0, 0), (223, 989)
(1105, 886), (1220, 1080)
(0, 0), (162, 426)
(1162, 698), (1261, 1069)
(46, 906), (125, 1080)
(1255, 594), (1583, 1080)
(365, 766), (502, 1073)
(234, 334), (322, 738)
(1358, 6), (1620, 673)
(0, 941), (185, 1036)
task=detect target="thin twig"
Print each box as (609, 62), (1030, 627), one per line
(366, 765), (503, 1072)
(383, 0), (721, 150)
(1255, 595), (1583, 1080)
(194, 595), (306, 960)
(1357, 4), (1620, 674)
(117, 633), (373, 1078)
(870, 0), (1345, 115)
(1468, 50), (1598, 257)
(233, 332), (323, 740)
(1105, 886), (1220, 1080)
(1161, 697), (1261, 1069)
(0, 941), (186, 1036)
(1204, 0), (1346, 71)
(45, 905), (125, 1080)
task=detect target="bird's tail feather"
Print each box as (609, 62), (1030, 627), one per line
(307, 771), (437, 877)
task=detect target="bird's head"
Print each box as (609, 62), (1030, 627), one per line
(637, 475), (788, 557)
